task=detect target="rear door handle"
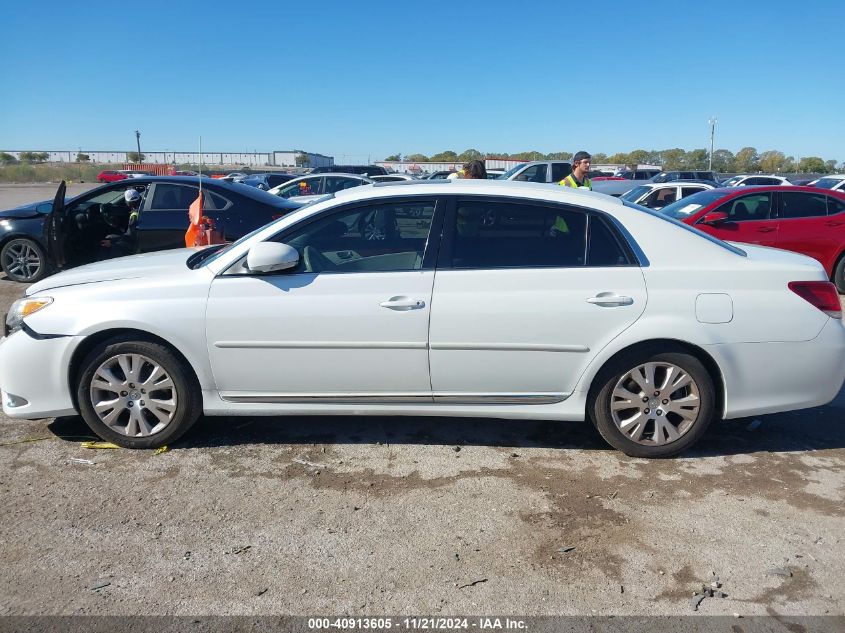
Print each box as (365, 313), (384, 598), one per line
(756, 227), (775, 233)
(380, 296), (425, 310)
(826, 221), (842, 227)
(587, 293), (634, 307)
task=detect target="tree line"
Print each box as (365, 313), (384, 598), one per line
(383, 148), (843, 174)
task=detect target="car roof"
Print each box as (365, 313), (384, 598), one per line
(706, 185), (845, 197)
(299, 173), (374, 179)
(83, 175), (298, 207)
(636, 180), (716, 188)
(334, 178), (623, 205)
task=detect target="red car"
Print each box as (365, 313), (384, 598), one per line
(658, 186), (845, 292)
(96, 170), (130, 183)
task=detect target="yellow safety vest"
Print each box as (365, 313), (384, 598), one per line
(559, 174), (592, 190)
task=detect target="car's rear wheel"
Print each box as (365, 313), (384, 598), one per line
(589, 349), (715, 458)
(76, 337), (202, 449)
(833, 254), (845, 294)
(0, 238), (48, 283)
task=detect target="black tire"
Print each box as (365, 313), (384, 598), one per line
(0, 238), (49, 283)
(833, 254), (845, 294)
(76, 337), (202, 449)
(589, 348), (716, 458)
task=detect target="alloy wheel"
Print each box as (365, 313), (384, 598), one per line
(88, 353), (178, 437)
(2, 240), (43, 281)
(609, 361), (701, 446)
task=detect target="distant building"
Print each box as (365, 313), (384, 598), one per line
(3, 149), (334, 168)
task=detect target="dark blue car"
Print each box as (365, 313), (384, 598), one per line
(0, 176), (300, 283)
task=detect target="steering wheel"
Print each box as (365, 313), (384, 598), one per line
(302, 246), (337, 273)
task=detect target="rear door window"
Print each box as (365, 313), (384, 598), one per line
(550, 163), (571, 181)
(149, 184), (197, 210)
(779, 192), (828, 219)
(449, 200), (587, 268)
(324, 176), (365, 194)
(828, 197), (845, 215)
(681, 186), (706, 198)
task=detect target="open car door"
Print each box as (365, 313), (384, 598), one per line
(46, 180), (66, 270)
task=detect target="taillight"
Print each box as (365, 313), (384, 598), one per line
(788, 281), (842, 319)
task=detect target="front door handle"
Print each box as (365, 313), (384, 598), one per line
(756, 227), (775, 233)
(587, 293), (634, 307)
(380, 296), (425, 310)
(826, 221), (842, 227)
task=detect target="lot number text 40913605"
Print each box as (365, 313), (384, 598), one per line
(307, 617), (528, 630)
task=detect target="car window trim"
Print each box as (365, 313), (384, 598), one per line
(436, 194), (641, 272)
(219, 195), (445, 277)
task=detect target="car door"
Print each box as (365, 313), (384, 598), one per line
(205, 197), (443, 401)
(45, 180), (67, 269)
(775, 190), (837, 265)
(427, 197), (646, 401)
(696, 191), (778, 247)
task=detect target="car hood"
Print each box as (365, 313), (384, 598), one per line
(0, 200), (49, 219)
(27, 248), (198, 295)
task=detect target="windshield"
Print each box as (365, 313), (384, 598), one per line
(650, 172), (671, 183)
(498, 163), (528, 180)
(658, 190), (726, 219)
(721, 176), (742, 186)
(812, 177), (844, 190)
(620, 185), (651, 202)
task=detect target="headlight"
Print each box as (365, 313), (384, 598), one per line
(5, 297), (53, 335)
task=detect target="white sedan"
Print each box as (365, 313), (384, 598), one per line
(267, 173), (374, 206)
(619, 182), (715, 210)
(2, 181), (844, 457)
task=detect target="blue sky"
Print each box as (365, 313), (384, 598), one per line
(1, 0), (843, 162)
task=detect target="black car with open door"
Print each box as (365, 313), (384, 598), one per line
(0, 176), (300, 283)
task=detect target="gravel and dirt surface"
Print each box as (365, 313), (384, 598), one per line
(0, 184), (842, 618)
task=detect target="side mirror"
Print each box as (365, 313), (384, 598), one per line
(700, 211), (729, 225)
(246, 242), (299, 273)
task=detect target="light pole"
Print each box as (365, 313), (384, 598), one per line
(708, 117), (717, 171)
(135, 130), (142, 164)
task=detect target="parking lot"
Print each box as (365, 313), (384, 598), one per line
(0, 184), (843, 618)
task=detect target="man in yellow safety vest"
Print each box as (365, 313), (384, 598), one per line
(559, 151), (592, 189)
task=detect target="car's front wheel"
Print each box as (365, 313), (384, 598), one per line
(589, 349), (715, 458)
(76, 337), (202, 449)
(0, 238), (48, 283)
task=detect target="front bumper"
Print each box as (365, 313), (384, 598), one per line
(0, 329), (83, 419)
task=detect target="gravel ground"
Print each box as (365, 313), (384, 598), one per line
(0, 184), (843, 618)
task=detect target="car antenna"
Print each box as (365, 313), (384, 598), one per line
(198, 135), (202, 201)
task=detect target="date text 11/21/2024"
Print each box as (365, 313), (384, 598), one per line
(306, 617), (528, 630)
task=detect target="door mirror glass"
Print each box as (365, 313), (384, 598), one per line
(701, 211), (729, 225)
(36, 202), (53, 214)
(246, 242), (300, 273)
